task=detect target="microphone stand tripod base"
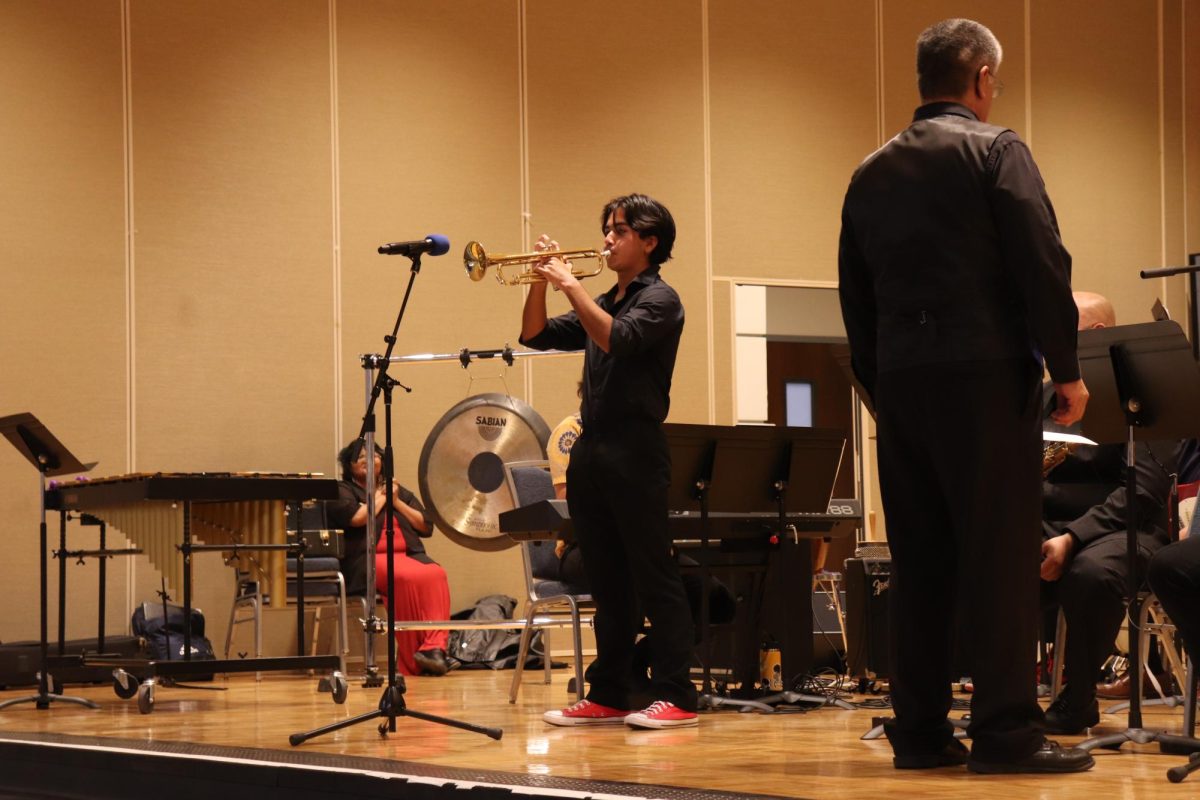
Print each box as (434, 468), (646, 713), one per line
(289, 674), (502, 746)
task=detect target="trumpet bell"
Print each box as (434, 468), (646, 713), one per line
(465, 241), (488, 282)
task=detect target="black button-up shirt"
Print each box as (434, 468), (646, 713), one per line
(838, 101), (1077, 401)
(520, 265), (684, 430)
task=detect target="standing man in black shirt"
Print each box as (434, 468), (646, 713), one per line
(839, 19), (1092, 773)
(521, 193), (697, 729)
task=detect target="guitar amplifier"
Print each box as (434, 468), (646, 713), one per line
(844, 556), (891, 679)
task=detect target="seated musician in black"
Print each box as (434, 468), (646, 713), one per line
(1148, 507), (1200, 690)
(1040, 292), (1180, 731)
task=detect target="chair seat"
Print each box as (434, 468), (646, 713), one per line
(533, 579), (590, 599)
(287, 557), (341, 573)
(286, 582), (344, 599)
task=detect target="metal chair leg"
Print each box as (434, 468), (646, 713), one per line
(508, 602), (537, 704)
(1051, 608), (1067, 702)
(569, 603), (585, 703)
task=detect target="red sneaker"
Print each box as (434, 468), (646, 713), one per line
(624, 700), (699, 729)
(543, 699), (630, 726)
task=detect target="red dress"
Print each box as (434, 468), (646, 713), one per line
(375, 516), (450, 675)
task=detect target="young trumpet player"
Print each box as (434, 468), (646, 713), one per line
(519, 193), (698, 729)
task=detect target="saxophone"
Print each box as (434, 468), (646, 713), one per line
(1042, 441), (1074, 478)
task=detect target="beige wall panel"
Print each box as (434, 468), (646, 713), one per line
(131, 0), (335, 470)
(881, 1), (1027, 139)
(336, 1), (527, 610)
(1161, 1), (1189, 321)
(712, 281), (735, 424)
(129, 1), (336, 633)
(709, 0), (877, 284)
(526, 0), (709, 425)
(0, 2), (128, 641)
(1188, 4), (1200, 270)
(1031, 1), (1161, 325)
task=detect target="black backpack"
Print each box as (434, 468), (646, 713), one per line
(131, 602), (216, 680)
(447, 594), (545, 670)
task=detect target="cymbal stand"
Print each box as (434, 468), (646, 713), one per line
(290, 251), (501, 745)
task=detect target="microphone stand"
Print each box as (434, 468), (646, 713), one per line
(290, 251), (501, 746)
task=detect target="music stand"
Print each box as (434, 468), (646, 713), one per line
(666, 424), (848, 711)
(1067, 322), (1200, 753)
(0, 413), (99, 711)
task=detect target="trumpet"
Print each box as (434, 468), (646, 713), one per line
(464, 241), (609, 285)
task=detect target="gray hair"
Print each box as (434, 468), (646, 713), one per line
(916, 19), (1003, 100)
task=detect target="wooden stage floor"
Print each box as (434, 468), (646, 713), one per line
(0, 668), (1197, 798)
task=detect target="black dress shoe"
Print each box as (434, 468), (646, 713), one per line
(1044, 693), (1100, 735)
(967, 740), (1094, 774)
(414, 648), (449, 676)
(893, 739), (969, 769)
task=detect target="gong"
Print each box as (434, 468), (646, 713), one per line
(418, 393), (550, 551)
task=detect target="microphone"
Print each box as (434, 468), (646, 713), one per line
(377, 234), (451, 257)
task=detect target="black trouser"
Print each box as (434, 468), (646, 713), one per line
(566, 422), (697, 712)
(875, 359), (1044, 762)
(1042, 531), (1160, 705)
(1149, 536), (1200, 667)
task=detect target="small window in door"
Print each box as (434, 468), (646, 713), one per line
(785, 381), (814, 427)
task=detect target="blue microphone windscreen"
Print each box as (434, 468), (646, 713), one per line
(426, 234), (451, 256)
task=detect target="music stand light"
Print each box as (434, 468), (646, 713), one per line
(0, 412), (99, 711)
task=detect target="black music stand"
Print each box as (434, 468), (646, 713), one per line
(290, 246), (500, 746)
(0, 413), (99, 711)
(1066, 322), (1200, 754)
(666, 424), (849, 711)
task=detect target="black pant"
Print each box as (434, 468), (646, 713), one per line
(875, 359), (1044, 762)
(1042, 531), (1159, 705)
(1149, 536), (1200, 665)
(566, 423), (697, 712)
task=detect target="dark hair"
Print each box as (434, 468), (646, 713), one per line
(337, 438), (384, 483)
(601, 193), (676, 266)
(916, 18), (1002, 101)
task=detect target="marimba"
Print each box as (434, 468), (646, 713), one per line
(46, 472), (347, 713)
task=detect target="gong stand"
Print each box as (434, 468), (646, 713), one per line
(291, 253), (501, 746)
(357, 346), (575, 679)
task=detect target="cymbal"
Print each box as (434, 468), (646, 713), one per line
(418, 393), (550, 551)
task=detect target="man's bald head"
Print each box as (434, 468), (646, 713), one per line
(1074, 291), (1116, 330)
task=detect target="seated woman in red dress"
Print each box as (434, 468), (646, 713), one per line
(329, 439), (451, 676)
